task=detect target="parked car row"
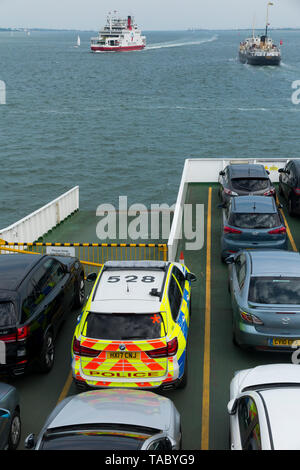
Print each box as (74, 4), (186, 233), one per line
(0, 257), (197, 450)
(219, 162), (300, 450)
(0, 253), (85, 449)
(1, 160), (300, 450)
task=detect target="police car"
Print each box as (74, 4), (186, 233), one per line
(71, 260), (196, 391)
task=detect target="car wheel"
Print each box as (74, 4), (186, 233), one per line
(7, 409), (21, 450)
(73, 379), (89, 393)
(74, 274), (85, 309)
(38, 330), (55, 373)
(232, 326), (240, 348)
(228, 428), (232, 450)
(179, 425), (183, 450)
(177, 358), (188, 389)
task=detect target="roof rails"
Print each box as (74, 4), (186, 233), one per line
(103, 261), (169, 271)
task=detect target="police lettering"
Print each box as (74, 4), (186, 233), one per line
(91, 371), (159, 377)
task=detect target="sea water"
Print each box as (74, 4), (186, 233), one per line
(0, 29), (299, 228)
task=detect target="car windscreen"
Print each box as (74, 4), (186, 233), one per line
(228, 213), (280, 229)
(231, 178), (269, 191)
(84, 312), (166, 340)
(0, 302), (17, 327)
(40, 433), (145, 450)
(249, 277), (300, 305)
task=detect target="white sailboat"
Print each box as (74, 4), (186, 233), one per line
(74, 35), (80, 48)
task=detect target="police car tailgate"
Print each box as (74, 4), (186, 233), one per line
(79, 312), (169, 381)
(80, 338), (169, 381)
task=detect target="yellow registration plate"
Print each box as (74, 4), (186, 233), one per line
(270, 338), (296, 347)
(107, 351), (140, 360)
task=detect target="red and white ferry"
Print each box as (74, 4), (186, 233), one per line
(91, 12), (146, 52)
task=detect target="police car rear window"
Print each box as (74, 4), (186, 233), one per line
(85, 313), (166, 340)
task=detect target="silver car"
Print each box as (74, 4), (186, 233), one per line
(228, 364), (300, 450)
(227, 250), (300, 350)
(25, 389), (181, 450)
(0, 382), (21, 450)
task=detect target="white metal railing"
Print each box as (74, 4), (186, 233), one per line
(0, 186), (79, 243)
(167, 157), (295, 262)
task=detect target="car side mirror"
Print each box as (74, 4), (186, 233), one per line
(225, 255), (235, 265)
(278, 168), (285, 173)
(86, 272), (97, 282)
(186, 272), (197, 282)
(57, 264), (69, 274)
(0, 408), (10, 419)
(227, 399), (238, 416)
(24, 433), (36, 449)
(219, 170), (225, 176)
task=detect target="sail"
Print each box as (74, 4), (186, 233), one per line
(77, 35), (81, 46)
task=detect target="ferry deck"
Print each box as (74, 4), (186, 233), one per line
(0, 158), (299, 450)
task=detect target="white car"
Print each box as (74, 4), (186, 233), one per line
(228, 364), (300, 450)
(25, 389), (182, 450)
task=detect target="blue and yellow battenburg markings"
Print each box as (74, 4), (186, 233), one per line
(71, 263), (192, 388)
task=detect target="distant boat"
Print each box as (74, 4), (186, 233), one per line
(91, 12), (146, 52)
(74, 35), (80, 48)
(239, 2), (281, 66)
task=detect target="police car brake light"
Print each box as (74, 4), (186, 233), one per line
(167, 337), (178, 356)
(73, 337), (100, 357)
(146, 337), (178, 358)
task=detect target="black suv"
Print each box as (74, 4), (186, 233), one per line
(0, 254), (84, 376)
(219, 163), (275, 204)
(278, 160), (300, 216)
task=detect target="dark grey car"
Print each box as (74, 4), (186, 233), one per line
(0, 382), (21, 450)
(220, 196), (288, 261)
(278, 160), (300, 216)
(219, 164), (275, 204)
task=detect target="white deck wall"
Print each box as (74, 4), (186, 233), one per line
(0, 186), (79, 243)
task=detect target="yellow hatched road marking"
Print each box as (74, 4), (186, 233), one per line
(201, 187), (212, 450)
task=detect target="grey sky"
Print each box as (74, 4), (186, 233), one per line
(0, 0), (299, 30)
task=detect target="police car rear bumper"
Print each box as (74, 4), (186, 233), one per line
(72, 359), (180, 390)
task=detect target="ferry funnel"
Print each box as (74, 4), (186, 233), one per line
(127, 16), (132, 30)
